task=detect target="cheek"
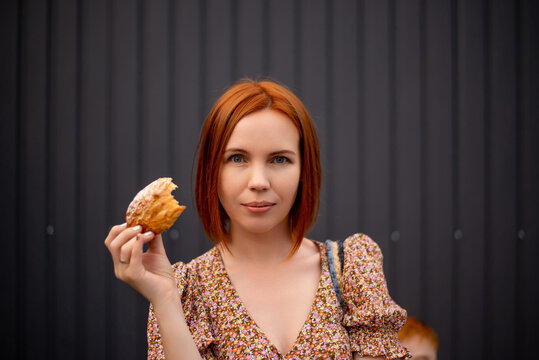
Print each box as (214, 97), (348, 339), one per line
(277, 167), (301, 199)
(218, 167), (241, 204)
(217, 169), (229, 205)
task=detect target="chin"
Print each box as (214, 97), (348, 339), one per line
(242, 225), (278, 235)
(233, 218), (289, 236)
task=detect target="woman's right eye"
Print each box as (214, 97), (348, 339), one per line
(229, 154), (244, 163)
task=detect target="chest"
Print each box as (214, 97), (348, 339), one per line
(213, 254), (343, 356)
(232, 267), (319, 334)
(207, 264), (350, 359)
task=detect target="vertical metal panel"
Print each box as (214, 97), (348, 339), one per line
(142, 0), (172, 183)
(44, 0), (54, 355)
(170, 0), (206, 261)
(205, 0), (234, 111)
(50, 0), (78, 356)
(393, 0), (422, 314)
(355, 0), (366, 235)
(267, 0), (296, 87)
(109, 0), (144, 358)
(387, 0), (397, 289)
(424, 1), (454, 359)
(455, 0), (487, 358)
(0, 0), (20, 357)
(362, 0), (392, 278)
(78, 0), (111, 357)
(323, 0), (333, 240)
(487, 0), (518, 357)
(237, 0), (264, 78)
(110, 0), (140, 223)
(518, 0), (539, 355)
(298, 0), (328, 240)
(330, 0), (360, 240)
(20, 0), (49, 357)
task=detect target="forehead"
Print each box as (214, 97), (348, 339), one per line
(226, 109), (299, 149)
(401, 335), (437, 360)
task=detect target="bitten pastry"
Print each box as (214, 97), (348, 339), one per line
(125, 177), (186, 234)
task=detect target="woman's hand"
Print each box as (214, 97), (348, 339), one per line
(104, 223), (178, 304)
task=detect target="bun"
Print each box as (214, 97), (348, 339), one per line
(125, 177), (186, 234)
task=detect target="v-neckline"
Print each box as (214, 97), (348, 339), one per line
(213, 241), (328, 357)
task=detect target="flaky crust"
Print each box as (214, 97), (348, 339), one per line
(125, 177), (186, 234)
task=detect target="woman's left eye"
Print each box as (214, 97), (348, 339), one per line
(272, 156), (289, 164)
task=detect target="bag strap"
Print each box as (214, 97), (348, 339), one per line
(325, 239), (345, 313)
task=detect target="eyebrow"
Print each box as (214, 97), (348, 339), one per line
(223, 148), (298, 156)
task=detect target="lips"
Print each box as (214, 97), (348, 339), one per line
(242, 201), (275, 207)
(241, 201), (275, 213)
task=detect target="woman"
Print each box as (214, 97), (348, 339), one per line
(105, 79), (410, 359)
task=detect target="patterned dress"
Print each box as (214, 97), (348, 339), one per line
(147, 233), (411, 359)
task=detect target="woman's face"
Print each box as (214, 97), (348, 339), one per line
(401, 335), (437, 360)
(218, 109), (301, 237)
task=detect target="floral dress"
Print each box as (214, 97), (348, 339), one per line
(147, 233), (411, 359)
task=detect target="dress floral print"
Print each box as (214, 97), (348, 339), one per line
(147, 233), (411, 359)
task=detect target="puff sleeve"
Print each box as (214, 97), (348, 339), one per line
(147, 262), (215, 359)
(341, 234), (411, 360)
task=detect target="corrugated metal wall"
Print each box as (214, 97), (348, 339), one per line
(1, 0), (537, 359)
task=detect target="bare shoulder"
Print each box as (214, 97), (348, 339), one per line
(291, 238), (321, 271)
(300, 238), (321, 256)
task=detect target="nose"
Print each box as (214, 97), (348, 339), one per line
(248, 164), (270, 191)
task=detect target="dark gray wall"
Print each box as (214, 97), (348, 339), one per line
(1, 0), (537, 359)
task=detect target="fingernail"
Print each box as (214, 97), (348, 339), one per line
(132, 225), (142, 231)
(144, 231), (154, 237)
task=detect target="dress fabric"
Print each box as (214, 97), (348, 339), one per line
(147, 233), (411, 359)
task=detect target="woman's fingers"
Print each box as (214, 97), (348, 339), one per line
(130, 232), (145, 267)
(107, 225), (143, 262)
(104, 223), (127, 247)
(107, 227), (175, 302)
(147, 233), (165, 254)
(119, 234), (139, 265)
(118, 231), (155, 265)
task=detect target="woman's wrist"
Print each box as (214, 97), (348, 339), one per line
(150, 287), (202, 360)
(151, 288), (183, 314)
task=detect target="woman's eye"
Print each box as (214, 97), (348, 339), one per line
(230, 154), (244, 163)
(272, 156), (288, 164)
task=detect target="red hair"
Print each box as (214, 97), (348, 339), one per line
(195, 79), (321, 254)
(398, 317), (439, 350)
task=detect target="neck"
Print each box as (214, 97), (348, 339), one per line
(220, 223), (295, 265)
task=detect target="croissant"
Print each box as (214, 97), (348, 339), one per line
(125, 177), (186, 234)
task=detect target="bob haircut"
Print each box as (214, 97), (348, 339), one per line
(398, 317), (439, 351)
(195, 79), (321, 255)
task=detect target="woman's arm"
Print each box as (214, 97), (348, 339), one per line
(105, 224), (203, 360)
(150, 291), (203, 360)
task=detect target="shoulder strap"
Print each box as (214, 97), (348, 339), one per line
(325, 239), (345, 313)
